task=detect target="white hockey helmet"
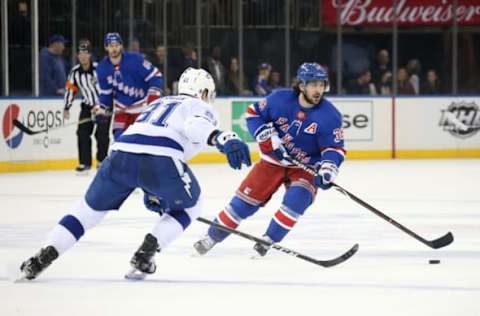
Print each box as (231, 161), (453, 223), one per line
(178, 67), (216, 104)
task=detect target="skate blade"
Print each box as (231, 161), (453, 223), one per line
(14, 275), (31, 283)
(250, 254), (264, 260)
(124, 268), (147, 281)
(5, 263), (30, 283)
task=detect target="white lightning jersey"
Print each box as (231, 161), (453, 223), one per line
(111, 95), (219, 161)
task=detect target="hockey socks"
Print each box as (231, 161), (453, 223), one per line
(45, 199), (107, 254)
(151, 204), (201, 249)
(208, 209), (240, 242)
(265, 206), (300, 242)
(264, 185), (314, 242)
(208, 197), (259, 242)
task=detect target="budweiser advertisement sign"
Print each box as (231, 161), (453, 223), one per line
(323, 0), (480, 26)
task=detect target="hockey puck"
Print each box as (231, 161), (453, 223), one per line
(429, 259), (441, 264)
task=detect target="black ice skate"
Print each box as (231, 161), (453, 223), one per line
(193, 234), (217, 255)
(253, 235), (273, 257)
(125, 233), (160, 280)
(75, 164), (91, 174)
(18, 246), (59, 281)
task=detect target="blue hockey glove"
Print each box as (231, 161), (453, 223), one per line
(215, 131), (252, 170)
(143, 193), (168, 215)
(255, 125), (292, 165)
(314, 160), (339, 190)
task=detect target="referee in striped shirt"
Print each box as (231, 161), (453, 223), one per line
(63, 39), (111, 173)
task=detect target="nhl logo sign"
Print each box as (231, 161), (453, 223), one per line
(438, 101), (480, 139)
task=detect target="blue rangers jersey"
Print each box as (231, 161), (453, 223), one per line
(110, 95), (219, 162)
(96, 52), (163, 113)
(246, 89), (345, 167)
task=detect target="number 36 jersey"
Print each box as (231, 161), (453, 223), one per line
(111, 95), (220, 162)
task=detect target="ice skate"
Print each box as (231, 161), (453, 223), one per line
(75, 164), (91, 175)
(193, 234), (217, 255)
(18, 246), (59, 281)
(125, 233), (160, 280)
(252, 235), (273, 258)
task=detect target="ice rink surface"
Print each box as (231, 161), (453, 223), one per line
(0, 159), (479, 316)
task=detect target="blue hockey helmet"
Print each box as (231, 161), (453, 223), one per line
(296, 63), (330, 92)
(104, 32), (123, 46)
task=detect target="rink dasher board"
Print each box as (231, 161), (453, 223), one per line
(0, 96), (479, 172)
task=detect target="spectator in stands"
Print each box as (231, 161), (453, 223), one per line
(129, 38), (141, 53)
(179, 42), (198, 72)
(397, 67), (415, 94)
(39, 34), (68, 96)
(225, 57), (251, 95)
(268, 71), (283, 92)
(421, 69), (441, 95)
(407, 59), (421, 94)
(153, 45), (171, 95)
(372, 49), (390, 91)
(379, 71), (393, 95)
(346, 69), (376, 95)
(206, 46), (226, 95)
(170, 42), (197, 93)
(153, 45), (166, 70)
(10, 1), (31, 94)
(129, 38), (146, 59)
(10, 2), (30, 46)
(253, 62), (271, 96)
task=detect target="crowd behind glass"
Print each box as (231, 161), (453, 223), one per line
(2, 0), (479, 97)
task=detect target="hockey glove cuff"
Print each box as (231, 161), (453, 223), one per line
(213, 130), (252, 170)
(255, 125), (291, 165)
(314, 160), (339, 190)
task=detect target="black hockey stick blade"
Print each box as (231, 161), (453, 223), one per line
(287, 156), (455, 250)
(308, 243), (358, 267)
(429, 231), (454, 249)
(196, 216), (358, 268)
(332, 184), (455, 249)
(12, 119), (46, 135)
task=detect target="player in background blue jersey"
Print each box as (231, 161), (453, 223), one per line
(17, 68), (251, 281)
(193, 63), (346, 256)
(92, 33), (163, 140)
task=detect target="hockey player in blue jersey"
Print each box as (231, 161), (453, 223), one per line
(18, 68), (251, 281)
(193, 63), (346, 256)
(93, 32), (163, 140)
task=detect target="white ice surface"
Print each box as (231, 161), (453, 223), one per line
(0, 159), (479, 316)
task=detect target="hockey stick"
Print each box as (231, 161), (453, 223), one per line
(12, 117), (93, 135)
(288, 157), (454, 249)
(125, 215), (358, 280)
(196, 216), (359, 268)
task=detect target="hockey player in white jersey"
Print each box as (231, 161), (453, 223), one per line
(18, 68), (251, 281)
